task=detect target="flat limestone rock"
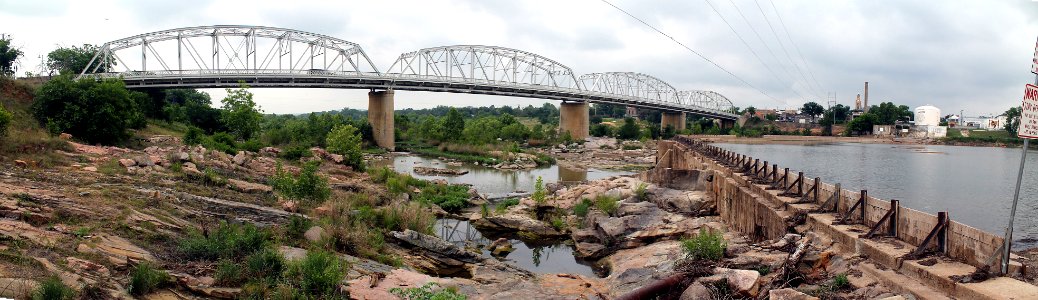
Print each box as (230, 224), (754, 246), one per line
(77, 233), (156, 267)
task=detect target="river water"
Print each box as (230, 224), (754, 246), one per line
(715, 142), (1038, 250)
(374, 154), (630, 276)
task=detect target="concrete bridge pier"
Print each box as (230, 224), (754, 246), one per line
(661, 112), (686, 131)
(368, 90), (395, 150)
(560, 101), (589, 140)
(719, 119), (736, 129)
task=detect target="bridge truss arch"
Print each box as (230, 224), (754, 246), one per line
(386, 45), (581, 90)
(677, 90), (736, 114)
(579, 72), (680, 106)
(79, 25), (380, 79)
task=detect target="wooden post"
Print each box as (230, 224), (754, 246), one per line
(783, 168), (789, 189)
(813, 177), (820, 204)
(889, 200), (899, 237)
(938, 212), (948, 253)
(860, 190), (867, 222)
(771, 164), (778, 183)
(833, 183), (841, 213)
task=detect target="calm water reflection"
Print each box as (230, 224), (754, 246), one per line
(373, 154), (629, 276)
(716, 142), (1038, 249)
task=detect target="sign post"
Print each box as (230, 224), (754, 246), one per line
(1002, 37), (1038, 274)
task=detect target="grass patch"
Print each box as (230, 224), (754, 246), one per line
(390, 282), (467, 300)
(179, 221), (272, 261)
(369, 166), (471, 211)
(634, 183), (648, 201)
(572, 198), (592, 217)
(681, 228), (726, 261)
(31, 276), (75, 300)
(128, 262), (170, 296)
(594, 195), (619, 216)
(283, 250), (348, 298)
(494, 198), (520, 214)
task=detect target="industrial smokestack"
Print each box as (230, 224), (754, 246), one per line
(864, 82), (869, 113)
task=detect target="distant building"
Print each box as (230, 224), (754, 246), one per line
(914, 105), (941, 127)
(754, 109), (777, 119)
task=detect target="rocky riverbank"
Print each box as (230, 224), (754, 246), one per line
(551, 137), (657, 172)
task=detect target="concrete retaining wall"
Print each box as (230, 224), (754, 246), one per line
(657, 138), (1004, 269)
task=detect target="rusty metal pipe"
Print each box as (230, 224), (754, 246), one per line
(615, 272), (691, 300)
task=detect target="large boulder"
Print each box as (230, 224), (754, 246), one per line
(303, 226), (326, 242)
(471, 213), (564, 237)
(389, 229), (481, 276)
(680, 282), (712, 300)
(714, 268), (761, 297)
(227, 179), (272, 194)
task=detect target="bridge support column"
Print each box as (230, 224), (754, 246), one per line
(719, 119), (736, 129)
(560, 101), (589, 141)
(661, 112), (686, 131)
(368, 90), (395, 151)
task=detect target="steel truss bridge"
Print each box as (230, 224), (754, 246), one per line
(78, 25), (737, 120)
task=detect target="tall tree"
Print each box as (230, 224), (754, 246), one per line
(0, 35), (22, 76)
(870, 102), (912, 125)
(800, 102), (824, 117)
(326, 124), (365, 171)
(32, 76), (144, 144)
(1005, 106), (1021, 136)
(220, 83), (263, 140)
(617, 117), (640, 140)
(444, 107), (465, 141)
(45, 44), (113, 75)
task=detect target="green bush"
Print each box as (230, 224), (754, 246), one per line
(495, 198), (520, 214)
(326, 124), (366, 171)
(681, 228), (726, 261)
(0, 104), (11, 138)
(415, 184), (470, 211)
(180, 221), (272, 261)
(128, 262), (170, 296)
(205, 132), (238, 154)
(283, 250), (348, 298)
(245, 247), (286, 283)
(215, 259), (245, 286)
(31, 276), (75, 300)
(270, 161), (331, 205)
(32, 76), (144, 145)
(572, 198), (592, 217)
(284, 215), (313, 242)
(182, 127), (204, 145)
(531, 176), (546, 204)
(390, 282), (467, 300)
(279, 144), (312, 161)
(368, 166), (394, 183)
(201, 168), (228, 186)
(594, 195), (619, 216)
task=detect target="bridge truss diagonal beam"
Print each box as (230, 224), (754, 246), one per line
(386, 45), (582, 91)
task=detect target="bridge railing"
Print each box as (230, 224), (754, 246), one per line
(84, 70), (736, 117)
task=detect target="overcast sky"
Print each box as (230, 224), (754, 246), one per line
(2, 0), (1037, 117)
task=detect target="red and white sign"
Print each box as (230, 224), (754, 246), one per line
(1019, 84), (1038, 139)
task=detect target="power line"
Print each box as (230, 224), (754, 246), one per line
(753, 0), (822, 100)
(727, 0), (802, 102)
(599, 0), (783, 104)
(769, 0), (825, 100)
(704, 0), (805, 102)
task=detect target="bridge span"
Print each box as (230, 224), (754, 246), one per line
(78, 25), (739, 149)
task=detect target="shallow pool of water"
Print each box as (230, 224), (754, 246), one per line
(372, 154), (630, 198)
(372, 153), (629, 276)
(435, 218), (606, 277)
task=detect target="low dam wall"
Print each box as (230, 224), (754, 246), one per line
(654, 136), (1004, 270)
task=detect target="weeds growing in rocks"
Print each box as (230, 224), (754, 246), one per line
(283, 250), (348, 298)
(681, 228), (726, 261)
(369, 166), (472, 211)
(495, 198), (520, 214)
(390, 282), (468, 300)
(128, 262), (170, 296)
(594, 195), (620, 216)
(551, 217), (566, 231)
(31, 276), (75, 300)
(270, 161), (331, 205)
(634, 182), (649, 201)
(282, 215), (314, 245)
(179, 221), (272, 260)
(572, 198), (592, 217)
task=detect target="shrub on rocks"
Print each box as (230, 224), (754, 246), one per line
(594, 195), (619, 216)
(572, 198), (593, 217)
(128, 262), (170, 296)
(682, 228), (726, 261)
(282, 250), (348, 298)
(0, 104), (10, 138)
(179, 221), (272, 261)
(270, 161), (331, 205)
(31, 276), (75, 300)
(326, 124), (365, 171)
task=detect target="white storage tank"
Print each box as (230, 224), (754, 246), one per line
(914, 105), (941, 127)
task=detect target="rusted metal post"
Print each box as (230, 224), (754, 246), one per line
(813, 177), (820, 204)
(833, 183), (841, 213)
(782, 168), (789, 189)
(797, 172), (804, 196)
(860, 190), (867, 221)
(889, 200), (899, 237)
(938, 212), (948, 253)
(771, 164), (778, 183)
(762, 161), (769, 179)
